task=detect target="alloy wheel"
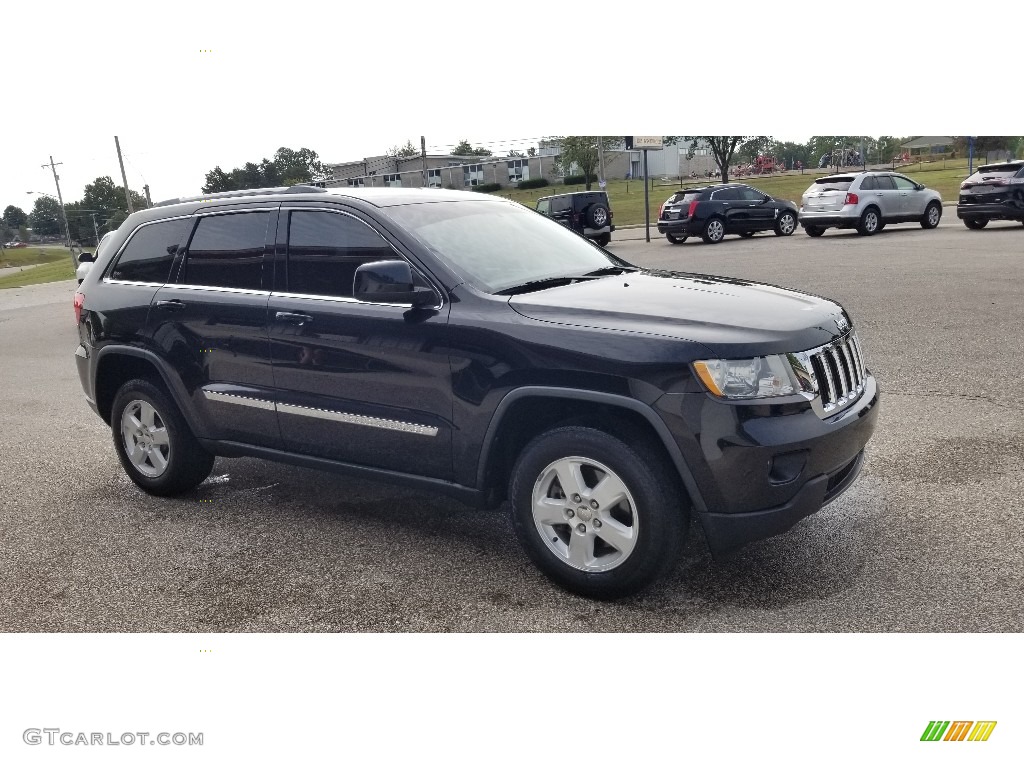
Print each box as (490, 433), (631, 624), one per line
(120, 399), (171, 478)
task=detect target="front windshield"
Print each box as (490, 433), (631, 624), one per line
(385, 199), (629, 293)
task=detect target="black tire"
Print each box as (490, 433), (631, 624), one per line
(876, 222), (886, 231)
(774, 210), (798, 236)
(508, 426), (688, 600)
(920, 201), (942, 229)
(586, 204), (610, 229)
(701, 216), (726, 244)
(805, 226), (825, 237)
(111, 378), (215, 496)
(665, 233), (688, 244)
(964, 218), (988, 230)
(739, 231), (755, 238)
(593, 233), (611, 247)
(856, 206), (881, 235)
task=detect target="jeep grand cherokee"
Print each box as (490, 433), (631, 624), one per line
(74, 185), (879, 599)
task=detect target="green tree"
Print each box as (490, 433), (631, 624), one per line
(3, 205), (28, 228)
(556, 136), (619, 190)
(666, 137), (764, 183)
(451, 139), (492, 156)
(28, 197), (63, 237)
(201, 147), (330, 193)
(387, 139), (419, 158)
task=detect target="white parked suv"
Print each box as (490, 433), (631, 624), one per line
(798, 171), (943, 237)
(76, 232), (114, 284)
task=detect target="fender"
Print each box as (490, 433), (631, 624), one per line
(93, 344), (207, 436)
(476, 386), (708, 513)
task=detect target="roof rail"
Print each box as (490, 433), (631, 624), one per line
(153, 184), (324, 207)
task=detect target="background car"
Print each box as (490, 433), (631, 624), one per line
(657, 184), (798, 244)
(798, 171), (942, 237)
(957, 160), (1024, 229)
(76, 231), (114, 284)
(535, 191), (614, 246)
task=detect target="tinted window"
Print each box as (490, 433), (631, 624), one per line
(875, 175), (896, 190)
(183, 212), (270, 290)
(892, 176), (917, 191)
(551, 198), (571, 213)
(287, 211), (396, 298)
(808, 177), (854, 192)
(537, 200), (550, 215)
(669, 191), (701, 205)
(110, 218), (190, 283)
(859, 176), (876, 191)
(739, 187), (767, 201)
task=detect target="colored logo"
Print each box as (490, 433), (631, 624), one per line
(921, 721), (997, 742)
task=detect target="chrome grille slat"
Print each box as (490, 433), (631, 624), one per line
(806, 331), (867, 416)
(829, 347), (850, 403)
(840, 340), (860, 390)
(849, 335), (865, 384)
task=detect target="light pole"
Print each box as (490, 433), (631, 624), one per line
(28, 191), (75, 269)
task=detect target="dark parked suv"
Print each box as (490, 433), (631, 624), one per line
(657, 184), (798, 244)
(957, 160), (1024, 229)
(536, 190), (613, 246)
(74, 185), (879, 599)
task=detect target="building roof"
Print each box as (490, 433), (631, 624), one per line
(900, 136), (955, 149)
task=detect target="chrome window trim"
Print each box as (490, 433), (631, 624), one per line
(279, 206), (445, 310)
(164, 283), (271, 297)
(102, 278), (166, 288)
(203, 391), (276, 411)
(270, 291), (413, 309)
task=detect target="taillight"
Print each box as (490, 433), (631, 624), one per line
(844, 193), (859, 205)
(687, 200), (699, 218)
(74, 291), (84, 324)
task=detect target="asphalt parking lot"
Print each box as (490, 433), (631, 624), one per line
(1, 212), (1021, 632)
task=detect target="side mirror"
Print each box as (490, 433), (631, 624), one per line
(916, 183), (925, 191)
(77, 252), (94, 264)
(354, 260), (437, 307)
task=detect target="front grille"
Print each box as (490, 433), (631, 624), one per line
(805, 333), (866, 415)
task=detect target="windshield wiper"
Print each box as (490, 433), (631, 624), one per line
(495, 276), (582, 296)
(580, 266), (638, 277)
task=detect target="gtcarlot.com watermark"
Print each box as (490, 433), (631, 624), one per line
(23, 728), (203, 747)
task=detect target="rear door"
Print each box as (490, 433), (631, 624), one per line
(147, 206), (281, 447)
(873, 175), (901, 218)
(710, 187), (744, 231)
(267, 205), (453, 480)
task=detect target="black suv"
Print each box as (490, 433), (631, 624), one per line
(657, 184), (799, 244)
(74, 185), (878, 599)
(957, 160), (1024, 229)
(536, 190), (613, 246)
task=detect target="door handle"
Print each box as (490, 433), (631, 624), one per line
(276, 311), (314, 325)
(155, 299), (186, 310)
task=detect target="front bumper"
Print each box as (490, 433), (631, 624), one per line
(956, 203), (1024, 221)
(654, 374), (880, 556)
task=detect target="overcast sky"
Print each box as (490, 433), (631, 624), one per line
(1, 3), (1007, 216)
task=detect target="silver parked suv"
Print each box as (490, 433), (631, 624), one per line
(799, 171), (943, 236)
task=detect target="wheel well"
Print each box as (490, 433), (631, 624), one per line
(95, 354), (167, 424)
(482, 396), (685, 506)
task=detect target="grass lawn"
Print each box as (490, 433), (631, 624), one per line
(0, 259), (76, 289)
(489, 161), (976, 226)
(0, 245), (76, 270)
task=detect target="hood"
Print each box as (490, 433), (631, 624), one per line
(508, 270), (852, 357)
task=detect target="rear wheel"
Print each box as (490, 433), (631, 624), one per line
(111, 378), (215, 496)
(509, 426), (687, 599)
(666, 233), (688, 244)
(774, 210), (797, 236)
(739, 231), (755, 238)
(701, 217), (726, 244)
(856, 207), (881, 235)
(593, 233), (611, 247)
(921, 201), (941, 229)
(805, 226), (825, 237)
(964, 218), (988, 230)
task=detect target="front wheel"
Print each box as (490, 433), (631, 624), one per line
(509, 426), (687, 599)
(964, 218), (988, 230)
(739, 231), (755, 238)
(856, 207), (881, 235)
(666, 233), (688, 244)
(701, 216), (726, 244)
(111, 378), (215, 496)
(921, 201), (941, 229)
(774, 210), (797, 236)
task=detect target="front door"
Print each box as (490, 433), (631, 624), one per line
(267, 206), (453, 480)
(892, 175), (926, 217)
(147, 207), (281, 447)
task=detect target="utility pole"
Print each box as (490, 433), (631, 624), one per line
(41, 155), (74, 266)
(420, 136), (427, 188)
(598, 138), (606, 190)
(143, 184), (152, 207)
(89, 213), (100, 247)
(114, 136), (134, 214)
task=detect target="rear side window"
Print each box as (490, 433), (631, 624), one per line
(286, 211), (396, 298)
(109, 218), (190, 284)
(860, 176), (876, 191)
(182, 212), (270, 291)
(875, 175), (896, 190)
(712, 188), (741, 201)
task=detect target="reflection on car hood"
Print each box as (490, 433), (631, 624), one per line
(508, 270), (852, 356)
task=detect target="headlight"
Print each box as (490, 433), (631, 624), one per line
(693, 355), (807, 399)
